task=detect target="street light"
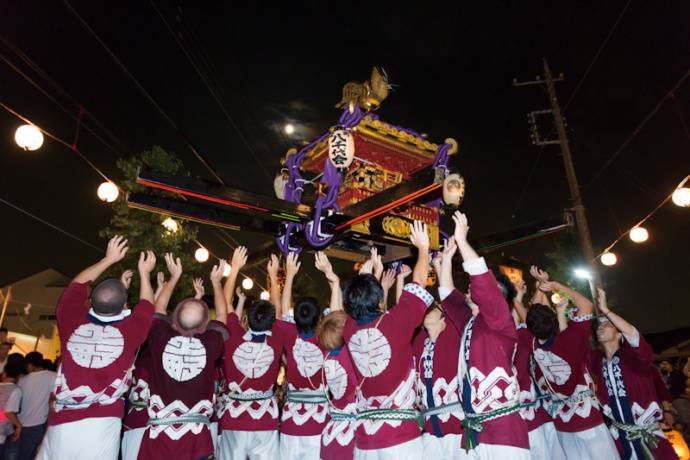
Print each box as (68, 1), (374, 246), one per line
(574, 268), (591, 279)
(97, 182), (119, 202)
(630, 227), (648, 243)
(601, 252), (617, 266)
(15, 125), (44, 151)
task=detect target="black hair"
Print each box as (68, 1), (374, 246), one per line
(42, 359), (55, 371)
(0, 327), (7, 334)
(4, 361), (24, 379)
(526, 303), (559, 340)
(91, 278), (128, 316)
(495, 273), (517, 305)
(342, 274), (383, 320)
(0, 343), (11, 350)
(294, 297), (321, 335)
(25, 352), (44, 369)
(247, 300), (276, 332)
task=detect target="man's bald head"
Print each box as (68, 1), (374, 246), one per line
(177, 301), (206, 331)
(91, 278), (128, 316)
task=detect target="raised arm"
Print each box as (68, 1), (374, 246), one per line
(438, 236), (457, 290)
(154, 253), (181, 314)
(512, 279), (528, 324)
(409, 220), (430, 286)
(267, 254), (282, 320)
(224, 246), (247, 306)
(596, 288), (636, 339)
(452, 212), (479, 263)
(154, 272), (165, 303)
(234, 287), (247, 320)
(395, 264), (411, 303)
(529, 268), (551, 307)
(74, 235), (129, 283)
(554, 296), (568, 332)
(315, 251), (343, 312)
(138, 251), (156, 305)
(380, 269), (396, 312)
(120, 270), (133, 290)
(281, 252), (301, 317)
(371, 247), (384, 281)
(211, 260), (229, 324)
(539, 276), (593, 317)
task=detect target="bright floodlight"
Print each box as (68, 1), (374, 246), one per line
(97, 182), (119, 202)
(285, 124), (295, 135)
(672, 188), (690, 207)
(574, 268), (591, 279)
(629, 227), (648, 243)
(242, 278), (254, 290)
(195, 248), (209, 262)
(162, 218), (178, 233)
(260, 291), (270, 301)
(601, 252), (617, 266)
(223, 264), (231, 277)
(15, 125), (44, 151)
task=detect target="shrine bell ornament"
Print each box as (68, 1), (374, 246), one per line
(328, 128), (355, 169)
(442, 172), (466, 208)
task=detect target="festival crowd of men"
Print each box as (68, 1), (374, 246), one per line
(5, 212), (686, 459)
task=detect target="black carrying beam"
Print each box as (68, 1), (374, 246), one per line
(136, 167), (314, 221)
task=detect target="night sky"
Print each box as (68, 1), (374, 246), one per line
(1, 1), (689, 333)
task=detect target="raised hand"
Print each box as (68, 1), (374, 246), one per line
(399, 264), (412, 279)
(138, 250), (156, 276)
(381, 269), (396, 291)
(267, 254), (279, 279)
(315, 252), (339, 285)
(120, 270), (133, 290)
(555, 296), (569, 311)
(231, 246), (248, 273)
(286, 252), (301, 277)
(530, 266), (549, 284)
(211, 259), (227, 285)
(452, 212), (469, 243)
(596, 287), (610, 315)
(442, 236), (457, 259)
(358, 259), (374, 275)
(193, 278), (205, 299)
(371, 247), (384, 280)
(514, 279), (527, 301)
(409, 220), (430, 249)
(235, 286), (246, 303)
(165, 253), (183, 280)
(105, 235), (129, 264)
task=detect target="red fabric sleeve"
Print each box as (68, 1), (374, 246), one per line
(387, 290), (427, 337)
(56, 281), (90, 325)
(442, 288), (472, 334)
(470, 271), (515, 337)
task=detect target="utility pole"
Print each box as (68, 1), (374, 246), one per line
(0, 286), (11, 329)
(514, 58), (602, 298)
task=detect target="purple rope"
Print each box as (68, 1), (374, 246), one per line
(432, 142), (452, 169)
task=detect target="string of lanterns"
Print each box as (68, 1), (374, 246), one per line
(598, 173), (690, 266)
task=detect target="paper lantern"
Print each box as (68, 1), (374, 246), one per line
(195, 248), (209, 262)
(328, 129), (354, 169)
(162, 218), (178, 234)
(427, 267), (436, 287)
(260, 291), (270, 301)
(15, 125), (44, 151)
(601, 252), (617, 266)
(630, 227), (648, 243)
(672, 188), (690, 207)
(442, 172), (466, 208)
(274, 173), (288, 199)
(665, 428), (690, 460)
(242, 278), (253, 290)
(97, 182), (119, 202)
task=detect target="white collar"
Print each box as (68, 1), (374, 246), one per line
(88, 308), (131, 323)
(242, 328), (273, 341)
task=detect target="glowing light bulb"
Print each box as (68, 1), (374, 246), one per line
(195, 248), (209, 262)
(242, 278), (253, 290)
(223, 264), (231, 277)
(162, 218), (178, 233)
(672, 188), (690, 207)
(285, 124), (295, 135)
(551, 293), (561, 304)
(260, 291), (270, 300)
(601, 252), (617, 266)
(630, 227), (648, 243)
(97, 182), (119, 202)
(15, 125), (43, 151)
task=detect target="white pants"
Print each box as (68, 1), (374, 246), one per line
(36, 417), (121, 460)
(421, 433), (469, 460)
(121, 427), (146, 460)
(467, 443), (531, 460)
(557, 423), (621, 460)
(280, 433), (320, 460)
(218, 430), (279, 460)
(210, 422), (219, 452)
(354, 436), (424, 460)
(528, 422), (566, 460)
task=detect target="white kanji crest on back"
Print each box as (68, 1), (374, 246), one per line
(349, 328), (391, 378)
(67, 323), (124, 369)
(324, 358), (348, 400)
(162, 336), (207, 382)
(293, 338), (323, 378)
(533, 348), (572, 385)
(232, 342), (274, 379)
